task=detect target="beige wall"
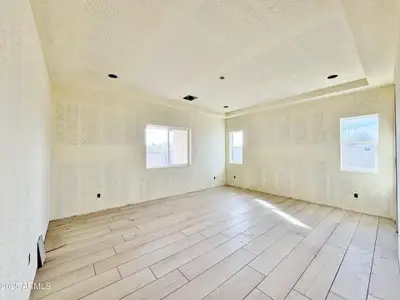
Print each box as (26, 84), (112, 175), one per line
(0, 1), (51, 299)
(395, 80), (400, 263)
(395, 1), (400, 264)
(51, 85), (225, 220)
(226, 85), (396, 219)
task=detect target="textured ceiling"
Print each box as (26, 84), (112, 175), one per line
(31, 0), (396, 114)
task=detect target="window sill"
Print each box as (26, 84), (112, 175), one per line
(146, 164), (191, 170)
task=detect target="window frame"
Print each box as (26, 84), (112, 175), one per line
(229, 130), (243, 165)
(339, 114), (379, 174)
(145, 124), (191, 169)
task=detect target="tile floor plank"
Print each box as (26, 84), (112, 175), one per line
(197, 198), (292, 239)
(241, 201), (304, 239)
(286, 290), (310, 300)
(81, 268), (155, 300)
(244, 289), (273, 300)
(291, 206), (332, 237)
(179, 234), (252, 280)
(331, 215), (378, 300)
(326, 212), (361, 249)
(118, 222), (192, 250)
(257, 243), (318, 300)
(150, 233), (231, 278)
(121, 270), (188, 300)
(244, 224), (291, 255)
(326, 292), (346, 300)
(45, 232), (131, 258)
(38, 268), (121, 300)
(294, 244), (346, 300)
(36, 248), (115, 282)
(181, 204), (257, 236)
(42, 236), (125, 269)
(249, 233), (303, 276)
(301, 209), (345, 249)
(203, 266), (264, 300)
(118, 233), (205, 278)
(223, 202), (303, 238)
(368, 218), (399, 300)
(94, 232), (185, 274)
(164, 249), (255, 300)
(34, 188), (399, 300)
(330, 245), (374, 300)
(31, 265), (95, 300)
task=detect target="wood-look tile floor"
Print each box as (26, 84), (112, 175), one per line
(31, 187), (399, 300)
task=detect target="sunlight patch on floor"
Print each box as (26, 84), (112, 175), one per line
(254, 198), (311, 229)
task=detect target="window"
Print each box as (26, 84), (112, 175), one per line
(229, 131), (243, 164)
(340, 114), (379, 173)
(145, 125), (190, 168)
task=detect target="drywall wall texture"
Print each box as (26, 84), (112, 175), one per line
(51, 86), (225, 220)
(396, 78), (400, 264)
(0, 1), (51, 300)
(395, 5), (400, 263)
(226, 85), (396, 219)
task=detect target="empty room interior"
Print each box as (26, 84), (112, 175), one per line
(2, 0), (400, 300)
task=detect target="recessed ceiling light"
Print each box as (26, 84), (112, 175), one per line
(219, 76), (225, 80)
(327, 74), (338, 79)
(183, 95), (197, 101)
(108, 74), (118, 79)
(223, 105), (228, 109)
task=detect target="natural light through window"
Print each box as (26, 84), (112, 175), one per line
(272, 209), (310, 229)
(254, 198), (310, 229)
(254, 199), (277, 210)
(146, 125), (190, 169)
(229, 131), (243, 164)
(340, 114), (379, 173)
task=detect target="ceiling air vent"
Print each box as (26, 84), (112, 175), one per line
(183, 95), (197, 101)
